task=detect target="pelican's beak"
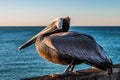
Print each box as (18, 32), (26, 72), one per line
(18, 24), (59, 51)
(18, 31), (42, 51)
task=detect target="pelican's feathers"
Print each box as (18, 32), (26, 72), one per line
(43, 31), (112, 70)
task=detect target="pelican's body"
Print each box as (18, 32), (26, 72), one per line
(18, 17), (113, 77)
(35, 32), (82, 65)
(35, 31), (112, 70)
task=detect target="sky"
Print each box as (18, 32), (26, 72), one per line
(0, 0), (120, 26)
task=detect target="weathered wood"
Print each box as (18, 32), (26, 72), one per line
(23, 64), (120, 80)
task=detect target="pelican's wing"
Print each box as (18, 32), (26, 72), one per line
(43, 31), (112, 69)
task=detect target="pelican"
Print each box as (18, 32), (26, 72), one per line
(18, 17), (113, 77)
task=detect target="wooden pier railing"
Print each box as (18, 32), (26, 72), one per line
(23, 64), (120, 80)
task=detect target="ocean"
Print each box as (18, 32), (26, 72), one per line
(0, 26), (120, 80)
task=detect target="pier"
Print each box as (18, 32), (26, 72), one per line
(23, 64), (120, 80)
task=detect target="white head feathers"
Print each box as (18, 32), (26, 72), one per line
(50, 17), (64, 30)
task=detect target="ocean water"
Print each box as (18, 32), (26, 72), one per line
(0, 26), (120, 80)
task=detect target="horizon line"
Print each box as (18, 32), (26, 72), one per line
(0, 25), (120, 27)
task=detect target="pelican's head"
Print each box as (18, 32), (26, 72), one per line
(18, 17), (71, 51)
(50, 17), (70, 32)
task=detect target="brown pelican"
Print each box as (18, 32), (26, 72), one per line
(18, 17), (113, 77)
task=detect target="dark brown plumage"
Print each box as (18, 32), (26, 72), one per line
(18, 17), (113, 77)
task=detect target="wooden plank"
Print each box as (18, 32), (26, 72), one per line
(23, 64), (120, 80)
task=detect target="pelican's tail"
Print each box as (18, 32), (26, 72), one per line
(88, 60), (113, 71)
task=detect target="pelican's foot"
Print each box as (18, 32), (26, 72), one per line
(49, 71), (71, 78)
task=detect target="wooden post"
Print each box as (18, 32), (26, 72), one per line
(23, 64), (120, 80)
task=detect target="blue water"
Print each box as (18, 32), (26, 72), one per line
(0, 26), (120, 80)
